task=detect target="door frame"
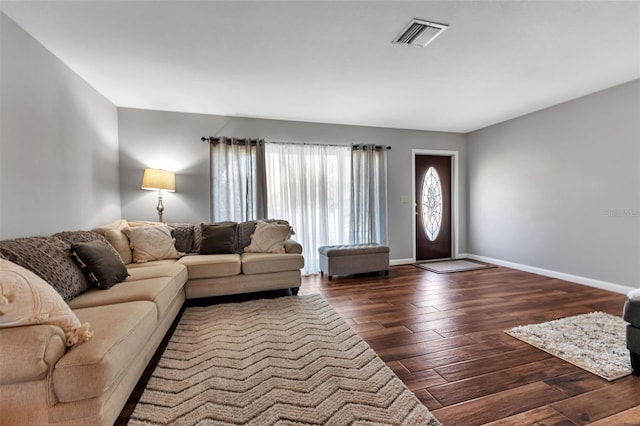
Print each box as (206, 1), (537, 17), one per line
(411, 149), (460, 262)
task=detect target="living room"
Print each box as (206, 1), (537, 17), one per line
(1, 1), (639, 425)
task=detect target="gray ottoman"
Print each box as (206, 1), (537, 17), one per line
(623, 297), (640, 375)
(318, 244), (390, 281)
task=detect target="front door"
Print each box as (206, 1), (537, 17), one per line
(415, 155), (452, 261)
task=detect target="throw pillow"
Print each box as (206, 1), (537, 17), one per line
(70, 240), (130, 289)
(244, 220), (292, 254)
(0, 236), (90, 302)
(200, 223), (237, 254)
(167, 223), (195, 253)
(124, 225), (183, 263)
(0, 259), (93, 347)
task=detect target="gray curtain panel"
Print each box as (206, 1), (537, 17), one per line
(349, 144), (389, 245)
(207, 137), (267, 222)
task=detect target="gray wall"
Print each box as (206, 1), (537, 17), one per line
(467, 80), (640, 288)
(0, 13), (121, 239)
(118, 108), (467, 262)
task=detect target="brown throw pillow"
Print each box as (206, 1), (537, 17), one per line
(200, 223), (237, 254)
(71, 240), (130, 289)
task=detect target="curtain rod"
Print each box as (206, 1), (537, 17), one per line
(202, 137), (390, 150)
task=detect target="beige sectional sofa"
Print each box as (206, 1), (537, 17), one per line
(0, 220), (304, 425)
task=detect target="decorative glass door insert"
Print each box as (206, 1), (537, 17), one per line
(421, 166), (442, 242)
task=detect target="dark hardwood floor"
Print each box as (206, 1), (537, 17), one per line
(117, 265), (638, 425)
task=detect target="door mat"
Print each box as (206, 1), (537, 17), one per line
(413, 259), (496, 273)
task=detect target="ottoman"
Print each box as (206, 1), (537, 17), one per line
(623, 296), (640, 375)
(318, 244), (390, 281)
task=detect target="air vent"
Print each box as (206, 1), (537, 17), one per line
(392, 19), (448, 48)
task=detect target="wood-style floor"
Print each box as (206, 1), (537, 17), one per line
(117, 265), (639, 425)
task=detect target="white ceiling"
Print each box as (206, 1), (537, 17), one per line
(2, 1), (639, 133)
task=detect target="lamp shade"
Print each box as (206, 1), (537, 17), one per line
(141, 168), (175, 192)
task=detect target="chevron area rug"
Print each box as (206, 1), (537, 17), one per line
(129, 294), (439, 425)
(506, 311), (632, 381)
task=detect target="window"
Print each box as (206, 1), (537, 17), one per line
(421, 166), (442, 242)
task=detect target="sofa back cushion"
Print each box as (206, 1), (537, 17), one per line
(0, 236), (90, 302)
(91, 220), (133, 264)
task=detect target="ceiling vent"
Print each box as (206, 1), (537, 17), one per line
(392, 19), (448, 48)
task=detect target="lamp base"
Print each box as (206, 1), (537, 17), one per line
(157, 190), (164, 223)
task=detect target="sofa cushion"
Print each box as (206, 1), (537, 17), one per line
(92, 220), (133, 264)
(0, 324), (66, 384)
(104, 229), (133, 264)
(200, 223), (237, 254)
(177, 254), (241, 279)
(70, 240), (130, 289)
(241, 253), (304, 275)
(125, 225), (183, 263)
(0, 259), (93, 347)
(126, 263), (189, 285)
(91, 219), (129, 236)
(68, 276), (181, 321)
(0, 236), (90, 302)
(126, 259), (179, 269)
(244, 220), (291, 254)
(53, 301), (157, 402)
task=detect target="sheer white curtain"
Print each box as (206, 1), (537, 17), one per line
(350, 145), (389, 245)
(209, 138), (267, 222)
(265, 143), (351, 274)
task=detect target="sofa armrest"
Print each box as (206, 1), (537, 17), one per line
(284, 239), (303, 254)
(0, 325), (66, 385)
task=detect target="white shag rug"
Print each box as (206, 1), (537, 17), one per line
(505, 311), (632, 381)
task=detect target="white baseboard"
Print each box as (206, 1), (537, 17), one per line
(466, 254), (634, 295)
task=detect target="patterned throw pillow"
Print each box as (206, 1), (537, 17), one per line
(236, 220), (258, 253)
(124, 225), (183, 263)
(167, 223), (195, 253)
(237, 220), (294, 253)
(244, 221), (292, 254)
(70, 240), (130, 289)
(0, 236), (90, 302)
(0, 259), (93, 347)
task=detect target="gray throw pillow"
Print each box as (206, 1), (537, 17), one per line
(200, 223), (237, 254)
(0, 236), (90, 302)
(71, 240), (130, 289)
(168, 223), (195, 253)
